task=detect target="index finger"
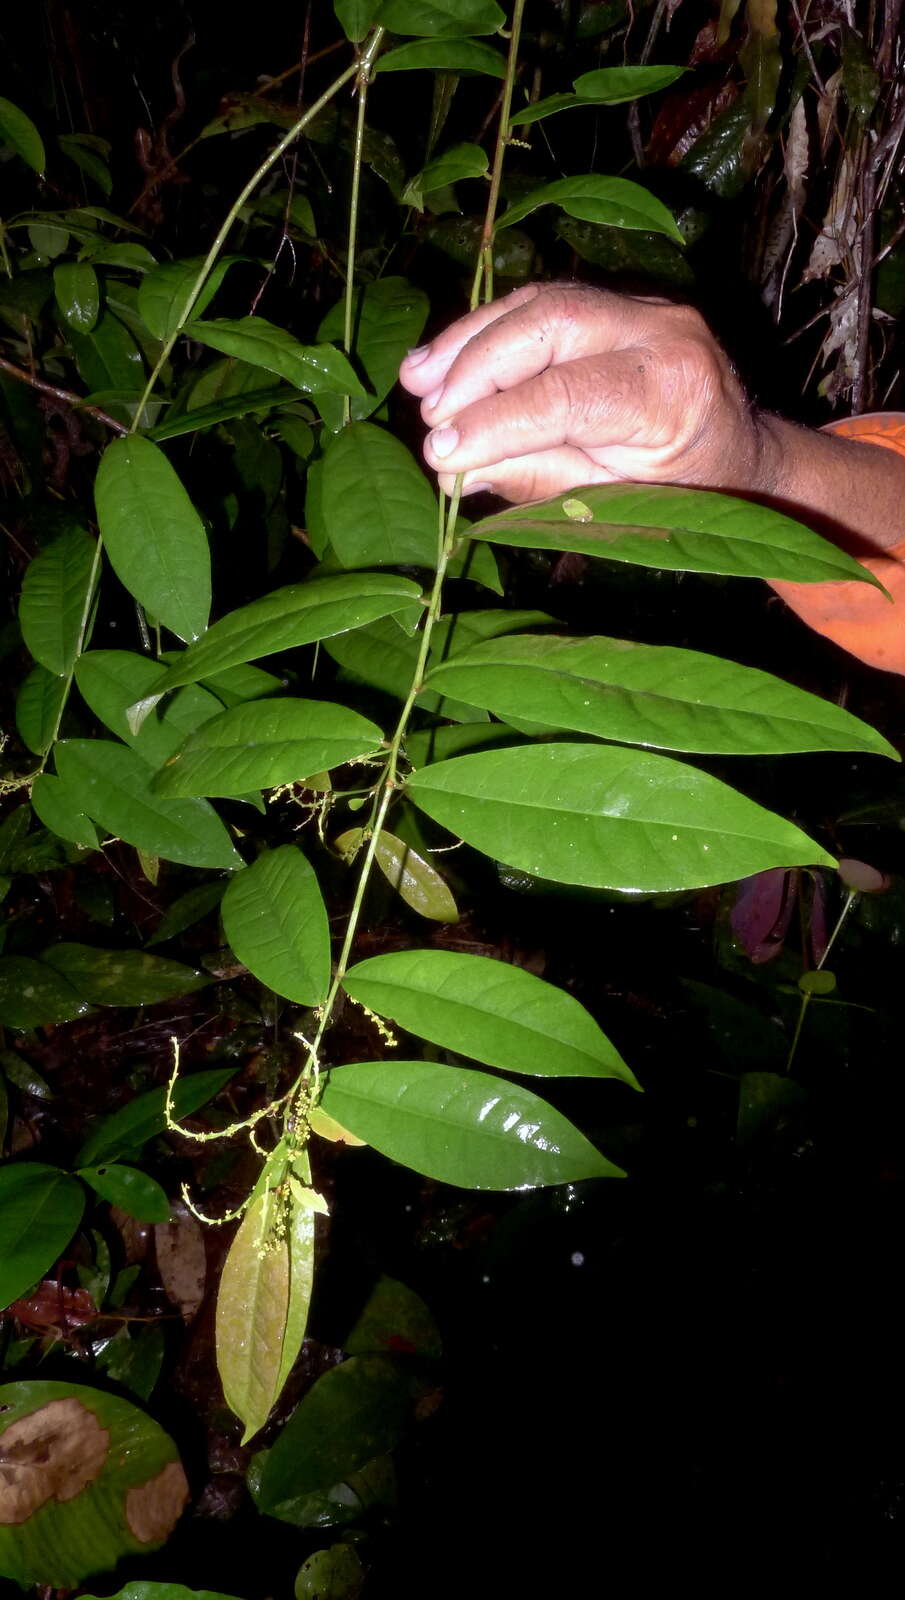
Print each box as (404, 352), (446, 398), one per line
(398, 283), (544, 396)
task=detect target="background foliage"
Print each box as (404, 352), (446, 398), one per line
(2, 1), (905, 1594)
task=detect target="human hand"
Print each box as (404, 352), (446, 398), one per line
(398, 281), (772, 505)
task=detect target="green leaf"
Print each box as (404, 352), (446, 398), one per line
(324, 616), (479, 722)
(76, 650), (228, 768)
(199, 660), (285, 706)
(28, 222), (70, 259)
(319, 423), (439, 568)
(221, 845), (331, 1005)
(0, 1166), (85, 1309)
(334, 0), (381, 39)
(19, 526), (98, 676)
(77, 1163), (170, 1223)
(94, 435), (212, 643)
(257, 1354), (415, 1513)
(496, 175), (683, 242)
(0, 1380), (188, 1586)
(53, 261), (100, 332)
(30, 774), (99, 850)
(83, 1586), (243, 1600)
(424, 633), (899, 759)
(95, 1324), (166, 1401)
(187, 317), (367, 397)
(375, 0), (505, 36)
(295, 1545), (364, 1600)
(72, 312), (144, 397)
(405, 720), (520, 766)
(41, 942), (209, 1005)
(336, 826), (458, 921)
(317, 277), (429, 423)
(0, 1048), (54, 1100)
(346, 1273), (442, 1359)
(153, 698), (383, 798)
(58, 133), (112, 196)
(55, 739), (243, 870)
(79, 242), (157, 272)
(138, 256), (245, 341)
(144, 573), (423, 695)
(402, 142), (488, 208)
(0, 97), (45, 172)
(216, 1191), (289, 1442)
(469, 483), (887, 587)
(15, 664), (67, 755)
(277, 1177), (316, 1395)
(149, 386), (293, 441)
(575, 63), (686, 99)
(0, 956), (91, 1029)
(408, 743), (836, 892)
(321, 1060), (621, 1187)
(343, 949), (636, 1084)
(377, 37), (505, 73)
(147, 879), (227, 946)
(77, 1067), (238, 1165)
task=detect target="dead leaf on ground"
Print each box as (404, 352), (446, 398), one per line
(0, 1398), (109, 1524)
(154, 1200), (207, 1320)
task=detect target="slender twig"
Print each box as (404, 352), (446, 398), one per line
(471, 0), (528, 311)
(0, 356), (128, 435)
(342, 28), (385, 424)
(129, 51), (363, 432)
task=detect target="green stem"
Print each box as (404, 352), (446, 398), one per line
(342, 29), (385, 426)
(37, 535), (103, 774)
(785, 886), (857, 1073)
(128, 52), (363, 434)
(469, 0), (527, 313)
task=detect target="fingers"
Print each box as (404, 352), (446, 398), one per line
(440, 446), (617, 505)
(423, 348), (663, 478)
(399, 284), (543, 397)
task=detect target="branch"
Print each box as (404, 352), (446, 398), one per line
(0, 356), (128, 435)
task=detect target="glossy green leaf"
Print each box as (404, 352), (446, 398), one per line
(77, 1066), (238, 1165)
(153, 698), (383, 798)
(58, 133), (112, 195)
(94, 435), (211, 643)
(507, 93), (596, 126)
(41, 942), (209, 1005)
(149, 386), (293, 441)
(30, 774), (100, 850)
(403, 142), (488, 207)
(377, 37), (505, 73)
(575, 63), (686, 99)
(321, 1060), (621, 1187)
(145, 573), (423, 695)
(28, 222), (69, 259)
(77, 1163), (170, 1223)
(55, 739), (243, 870)
(95, 1324), (166, 1401)
(0, 956), (91, 1029)
(317, 277), (429, 423)
(334, 0), (381, 39)
(79, 242), (157, 272)
(72, 312), (144, 396)
(276, 414), (314, 459)
(424, 633), (899, 759)
(0, 1048), (54, 1100)
(217, 1191), (290, 1443)
(405, 720), (520, 766)
(199, 660), (285, 706)
(0, 97), (45, 171)
(76, 650), (227, 768)
(296, 1545), (364, 1600)
(320, 423), (439, 568)
(83, 1587), (242, 1600)
(496, 175), (682, 242)
(324, 616), (479, 721)
(53, 261), (100, 332)
(375, 0), (505, 35)
(0, 1380), (188, 1586)
(15, 664), (67, 755)
(147, 879), (227, 946)
(343, 949), (636, 1083)
(138, 255), (245, 342)
(221, 845), (330, 1005)
(426, 215), (536, 277)
(257, 1354), (415, 1513)
(335, 827), (458, 921)
(19, 526), (98, 676)
(469, 483), (886, 587)
(346, 1273), (442, 1359)
(187, 317), (366, 397)
(0, 1166), (85, 1309)
(408, 743), (836, 892)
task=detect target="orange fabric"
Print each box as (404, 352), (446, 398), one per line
(769, 412), (905, 675)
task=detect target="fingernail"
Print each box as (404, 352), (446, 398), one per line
(406, 344), (431, 365)
(430, 425), (459, 459)
(424, 384), (445, 410)
(462, 480), (494, 496)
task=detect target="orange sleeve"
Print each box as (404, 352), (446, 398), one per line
(768, 412), (905, 675)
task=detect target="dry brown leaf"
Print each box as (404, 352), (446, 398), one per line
(0, 1399), (109, 1524)
(124, 1459), (190, 1543)
(804, 152), (858, 282)
(154, 1199), (207, 1320)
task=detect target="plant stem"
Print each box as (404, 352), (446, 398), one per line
(342, 29), (385, 425)
(785, 886), (857, 1073)
(0, 355), (128, 434)
(129, 52), (364, 433)
(36, 535), (103, 774)
(469, 0), (527, 312)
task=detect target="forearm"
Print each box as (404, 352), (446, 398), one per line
(752, 414), (905, 556)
